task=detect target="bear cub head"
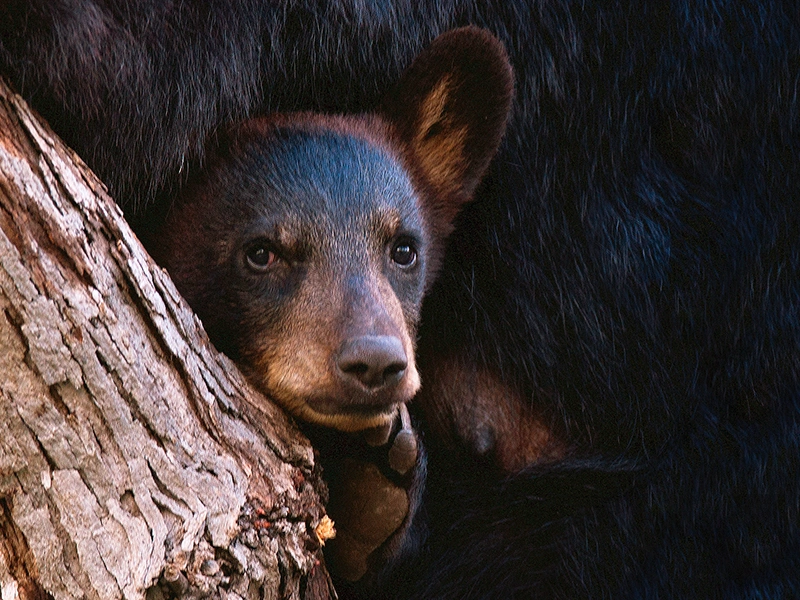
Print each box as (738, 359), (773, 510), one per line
(157, 27), (513, 432)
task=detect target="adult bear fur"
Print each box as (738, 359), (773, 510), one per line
(3, 2), (800, 598)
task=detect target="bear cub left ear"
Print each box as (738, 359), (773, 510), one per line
(381, 27), (514, 234)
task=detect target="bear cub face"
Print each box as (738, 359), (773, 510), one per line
(157, 27), (513, 432)
(162, 115), (428, 431)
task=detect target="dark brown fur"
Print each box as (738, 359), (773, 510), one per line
(420, 355), (565, 472)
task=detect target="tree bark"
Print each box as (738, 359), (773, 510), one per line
(0, 78), (334, 600)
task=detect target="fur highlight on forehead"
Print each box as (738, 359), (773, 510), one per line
(213, 113), (421, 217)
(225, 112), (401, 162)
(188, 113), (430, 268)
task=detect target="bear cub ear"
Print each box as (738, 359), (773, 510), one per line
(381, 27), (514, 231)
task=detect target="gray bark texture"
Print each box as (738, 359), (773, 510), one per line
(0, 78), (335, 600)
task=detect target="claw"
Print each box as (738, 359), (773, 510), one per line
(388, 404), (418, 474)
(399, 402), (412, 431)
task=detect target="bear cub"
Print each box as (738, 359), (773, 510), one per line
(154, 27), (512, 581)
(156, 27), (512, 434)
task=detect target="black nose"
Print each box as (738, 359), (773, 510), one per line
(336, 335), (407, 390)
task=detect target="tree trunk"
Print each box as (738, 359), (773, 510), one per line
(0, 78), (334, 600)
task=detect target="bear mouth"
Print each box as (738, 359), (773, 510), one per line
(298, 400), (401, 433)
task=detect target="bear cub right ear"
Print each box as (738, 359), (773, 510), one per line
(381, 27), (514, 237)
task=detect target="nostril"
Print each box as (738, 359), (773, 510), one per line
(343, 363), (369, 377)
(383, 361), (405, 378)
(337, 336), (408, 390)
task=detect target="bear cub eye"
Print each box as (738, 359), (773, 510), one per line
(245, 241), (278, 271)
(390, 238), (418, 268)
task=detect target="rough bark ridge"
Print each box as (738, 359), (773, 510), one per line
(0, 78), (334, 600)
